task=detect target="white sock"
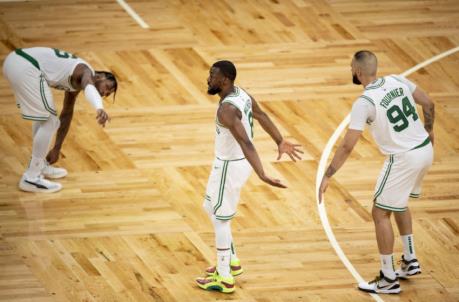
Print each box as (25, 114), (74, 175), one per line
(380, 254), (396, 280)
(401, 234), (416, 261)
(212, 216), (232, 278)
(217, 249), (231, 278)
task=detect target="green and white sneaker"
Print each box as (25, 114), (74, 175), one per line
(205, 259), (243, 276)
(196, 271), (235, 294)
(358, 270), (401, 294)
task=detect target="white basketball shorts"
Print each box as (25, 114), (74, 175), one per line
(2, 50), (56, 121)
(203, 158), (252, 220)
(374, 138), (433, 212)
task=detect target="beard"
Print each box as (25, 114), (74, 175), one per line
(207, 86), (221, 95)
(352, 74), (361, 85)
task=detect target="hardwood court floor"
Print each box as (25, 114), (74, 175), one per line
(0, 1), (458, 301)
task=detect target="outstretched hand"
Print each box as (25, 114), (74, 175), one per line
(260, 174), (287, 188)
(277, 139), (303, 162)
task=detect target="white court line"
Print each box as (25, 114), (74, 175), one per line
(116, 0), (150, 29)
(315, 45), (459, 302)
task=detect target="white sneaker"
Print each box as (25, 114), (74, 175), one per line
(358, 270), (401, 294)
(396, 255), (421, 279)
(42, 162), (67, 179)
(19, 175), (62, 193)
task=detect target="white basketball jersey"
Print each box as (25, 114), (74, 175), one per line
(215, 86), (254, 160)
(363, 75), (428, 154)
(22, 47), (94, 92)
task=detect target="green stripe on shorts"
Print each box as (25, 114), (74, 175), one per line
(215, 213), (236, 220)
(374, 154), (394, 200)
(375, 203), (407, 212)
(39, 76), (57, 115)
(22, 114), (48, 121)
(213, 160), (229, 214)
(216, 156), (245, 162)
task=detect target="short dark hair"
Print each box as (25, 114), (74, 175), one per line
(212, 60), (237, 82)
(95, 71), (118, 102)
(354, 50), (376, 62)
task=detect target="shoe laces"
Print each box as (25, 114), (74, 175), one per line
(208, 271), (219, 281)
(369, 275), (382, 284)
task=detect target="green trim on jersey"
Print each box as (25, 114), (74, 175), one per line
(15, 48), (40, 70)
(365, 78), (385, 90)
(411, 137), (430, 150)
(374, 154), (394, 200)
(221, 100), (240, 110)
(409, 193), (420, 198)
(213, 161), (229, 214)
(375, 203), (407, 212)
(360, 95), (375, 105)
(225, 87), (240, 98)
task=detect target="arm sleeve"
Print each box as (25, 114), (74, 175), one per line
(84, 84), (103, 110)
(349, 99), (374, 131)
(392, 74), (417, 93)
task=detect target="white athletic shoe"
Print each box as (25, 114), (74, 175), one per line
(19, 175), (62, 193)
(396, 255), (421, 279)
(42, 162), (67, 179)
(358, 271), (401, 294)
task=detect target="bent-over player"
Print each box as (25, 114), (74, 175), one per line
(3, 47), (117, 193)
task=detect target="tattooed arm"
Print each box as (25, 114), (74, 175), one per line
(319, 129), (362, 203)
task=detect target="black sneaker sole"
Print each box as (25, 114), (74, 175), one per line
(358, 286), (401, 294)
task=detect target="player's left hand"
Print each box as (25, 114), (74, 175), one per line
(277, 139), (303, 161)
(318, 176), (330, 204)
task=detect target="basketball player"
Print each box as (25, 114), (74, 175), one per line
(319, 50), (434, 294)
(196, 61), (303, 293)
(3, 47), (117, 193)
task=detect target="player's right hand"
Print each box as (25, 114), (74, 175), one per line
(96, 109), (110, 127)
(46, 147), (60, 164)
(260, 174), (287, 188)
